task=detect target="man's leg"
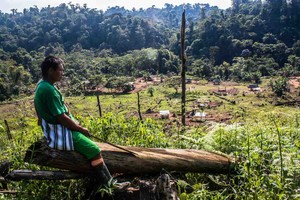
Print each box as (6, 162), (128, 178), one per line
(72, 131), (101, 160)
(91, 154), (104, 167)
(72, 131), (130, 190)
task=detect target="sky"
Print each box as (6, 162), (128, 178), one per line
(0, 0), (231, 14)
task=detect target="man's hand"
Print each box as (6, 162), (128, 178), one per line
(57, 113), (91, 137)
(79, 127), (91, 137)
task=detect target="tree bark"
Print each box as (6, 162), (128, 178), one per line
(24, 138), (234, 175)
(5, 170), (87, 181)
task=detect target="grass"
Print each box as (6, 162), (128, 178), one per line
(0, 78), (299, 199)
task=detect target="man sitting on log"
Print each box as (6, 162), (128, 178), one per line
(34, 56), (130, 193)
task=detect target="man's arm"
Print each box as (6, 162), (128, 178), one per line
(56, 113), (90, 136)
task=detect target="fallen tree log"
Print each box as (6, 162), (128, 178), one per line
(274, 100), (300, 106)
(24, 138), (235, 175)
(2, 171), (184, 200)
(5, 170), (87, 181)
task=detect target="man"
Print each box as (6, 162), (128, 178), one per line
(34, 56), (130, 196)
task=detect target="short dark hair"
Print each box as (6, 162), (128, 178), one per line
(41, 56), (64, 78)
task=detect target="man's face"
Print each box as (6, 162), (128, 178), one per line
(49, 64), (64, 82)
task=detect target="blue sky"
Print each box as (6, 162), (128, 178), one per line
(1, 0), (231, 13)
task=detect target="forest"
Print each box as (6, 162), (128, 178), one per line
(1, 0), (300, 101)
(0, 0), (300, 200)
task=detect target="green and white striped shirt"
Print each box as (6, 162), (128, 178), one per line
(34, 80), (74, 150)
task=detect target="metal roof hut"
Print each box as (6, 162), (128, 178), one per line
(159, 110), (170, 119)
(248, 84), (260, 91)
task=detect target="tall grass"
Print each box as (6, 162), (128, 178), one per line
(0, 83), (299, 199)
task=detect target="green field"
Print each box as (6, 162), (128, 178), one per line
(0, 79), (300, 199)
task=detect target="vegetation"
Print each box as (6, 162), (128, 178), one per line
(1, 0), (300, 199)
(1, 80), (300, 199)
(1, 1), (300, 100)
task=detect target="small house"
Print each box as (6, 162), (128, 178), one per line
(123, 82), (135, 93)
(213, 79), (221, 85)
(218, 87), (226, 93)
(186, 78), (192, 84)
(248, 84), (260, 91)
(159, 110), (170, 119)
(194, 112), (206, 118)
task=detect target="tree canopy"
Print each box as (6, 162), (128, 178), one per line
(1, 1), (300, 101)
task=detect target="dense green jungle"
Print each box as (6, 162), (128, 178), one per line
(0, 0), (300, 199)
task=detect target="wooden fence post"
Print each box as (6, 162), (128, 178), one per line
(4, 120), (12, 140)
(137, 92), (143, 122)
(96, 94), (102, 118)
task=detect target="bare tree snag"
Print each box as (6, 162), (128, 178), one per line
(181, 10), (186, 126)
(24, 139), (235, 175)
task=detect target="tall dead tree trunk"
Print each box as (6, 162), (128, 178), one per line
(181, 10), (186, 126)
(24, 139), (235, 175)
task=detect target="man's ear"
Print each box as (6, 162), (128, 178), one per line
(48, 67), (54, 75)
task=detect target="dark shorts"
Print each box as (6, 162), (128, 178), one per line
(72, 131), (101, 160)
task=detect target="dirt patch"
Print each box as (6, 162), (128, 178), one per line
(192, 100), (223, 109)
(288, 77), (300, 93)
(186, 111), (232, 125)
(129, 78), (153, 93)
(140, 110), (232, 127)
(208, 87), (239, 96)
(130, 76), (164, 93)
(221, 81), (241, 86)
(88, 78), (156, 94)
(206, 81), (241, 87)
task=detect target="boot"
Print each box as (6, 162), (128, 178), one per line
(94, 162), (131, 192)
(94, 162), (113, 185)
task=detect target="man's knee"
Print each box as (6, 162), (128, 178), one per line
(91, 154), (104, 167)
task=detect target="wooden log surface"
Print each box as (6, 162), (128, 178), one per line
(5, 170), (87, 181)
(24, 138), (234, 175)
